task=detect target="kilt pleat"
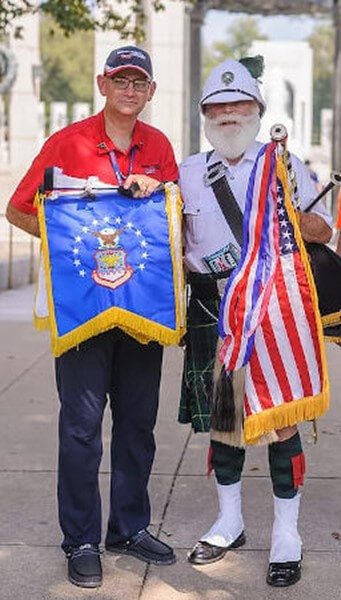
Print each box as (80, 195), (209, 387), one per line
(179, 294), (220, 432)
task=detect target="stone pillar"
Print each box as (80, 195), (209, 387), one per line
(333, 0), (341, 216)
(143, 0), (191, 161)
(37, 101), (46, 150)
(0, 96), (8, 164)
(8, 9), (41, 169)
(251, 40), (313, 160)
(321, 108), (333, 157)
(93, 28), (124, 113)
(72, 102), (91, 123)
(93, 2), (128, 113)
(188, 4), (204, 156)
(49, 102), (67, 135)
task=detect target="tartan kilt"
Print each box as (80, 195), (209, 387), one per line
(178, 276), (221, 433)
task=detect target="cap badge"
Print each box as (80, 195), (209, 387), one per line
(221, 71), (234, 86)
(117, 49), (146, 61)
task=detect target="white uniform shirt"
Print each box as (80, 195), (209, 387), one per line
(180, 141), (332, 273)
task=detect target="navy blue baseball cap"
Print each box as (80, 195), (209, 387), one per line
(104, 46), (153, 80)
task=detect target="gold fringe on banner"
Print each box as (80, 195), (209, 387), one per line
(244, 157), (330, 444)
(35, 185), (186, 357)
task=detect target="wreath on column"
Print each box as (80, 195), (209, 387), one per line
(0, 44), (17, 94)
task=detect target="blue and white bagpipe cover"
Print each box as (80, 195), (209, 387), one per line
(34, 172), (185, 356)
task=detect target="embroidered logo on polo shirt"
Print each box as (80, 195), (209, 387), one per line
(142, 164), (160, 175)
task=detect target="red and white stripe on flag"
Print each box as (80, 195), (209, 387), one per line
(219, 147), (329, 443)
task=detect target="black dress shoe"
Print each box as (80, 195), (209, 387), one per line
(67, 543), (102, 588)
(266, 558), (302, 587)
(188, 530), (246, 565)
(106, 529), (176, 565)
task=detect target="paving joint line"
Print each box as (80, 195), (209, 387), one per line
(1, 469), (340, 482)
(0, 543), (340, 555)
(174, 473), (341, 480)
(137, 428), (193, 600)
(0, 349), (50, 396)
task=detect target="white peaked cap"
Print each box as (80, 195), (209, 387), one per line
(200, 58), (266, 116)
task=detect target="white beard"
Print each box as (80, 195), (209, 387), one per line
(204, 108), (261, 160)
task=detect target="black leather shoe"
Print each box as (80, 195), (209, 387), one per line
(266, 558), (302, 587)
(66, 544), (102, 588)
(188, 530), (246, 565)
(106, 529), (176, 565)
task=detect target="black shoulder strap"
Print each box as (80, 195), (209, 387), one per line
(206, 152), (244, 248)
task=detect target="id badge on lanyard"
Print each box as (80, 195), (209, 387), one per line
(109, 148), (135, 186)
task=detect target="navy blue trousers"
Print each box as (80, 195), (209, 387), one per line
(55, 328), (163, 550)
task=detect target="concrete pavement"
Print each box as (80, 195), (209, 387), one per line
(0, 284), (340, 600)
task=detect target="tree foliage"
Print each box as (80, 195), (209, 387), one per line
(202, 16), (268, 81)
(307, 23), (334, 143)
(0, 0), (168, 41)
(40, 15), (93, 105)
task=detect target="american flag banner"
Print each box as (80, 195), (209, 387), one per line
(219, 144), (329, 444)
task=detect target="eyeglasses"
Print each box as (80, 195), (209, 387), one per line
(108, 76), (151, 92)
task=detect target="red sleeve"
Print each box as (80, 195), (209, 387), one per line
(159, 136), (178, 183)
(9, 134), (61, 215)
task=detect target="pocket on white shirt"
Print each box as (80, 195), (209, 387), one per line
(183, 203), (219, 245)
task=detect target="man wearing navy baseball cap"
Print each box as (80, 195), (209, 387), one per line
(6, 44), (178, 588)
(104, 45), (153, 80)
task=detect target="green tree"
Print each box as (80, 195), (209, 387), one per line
(40, 15), (93, 105)
(203, 16), (268, 81)
(0, 0), (166, 41)
(307, 23), (334, 144)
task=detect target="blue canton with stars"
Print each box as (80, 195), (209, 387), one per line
(276, 181), (298, 256)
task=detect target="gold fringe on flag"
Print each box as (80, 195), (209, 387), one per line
(244, 157), (330, 444)
(244, 391), (329, 445)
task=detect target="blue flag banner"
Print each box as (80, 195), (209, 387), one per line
(35, 182), (185, 357)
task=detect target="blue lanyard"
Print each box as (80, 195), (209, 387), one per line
(109, 147), (136, 187)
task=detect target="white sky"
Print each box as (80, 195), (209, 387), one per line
(202, 11), (330, 46)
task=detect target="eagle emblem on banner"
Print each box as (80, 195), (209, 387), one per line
(82, 224), (134, 289)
